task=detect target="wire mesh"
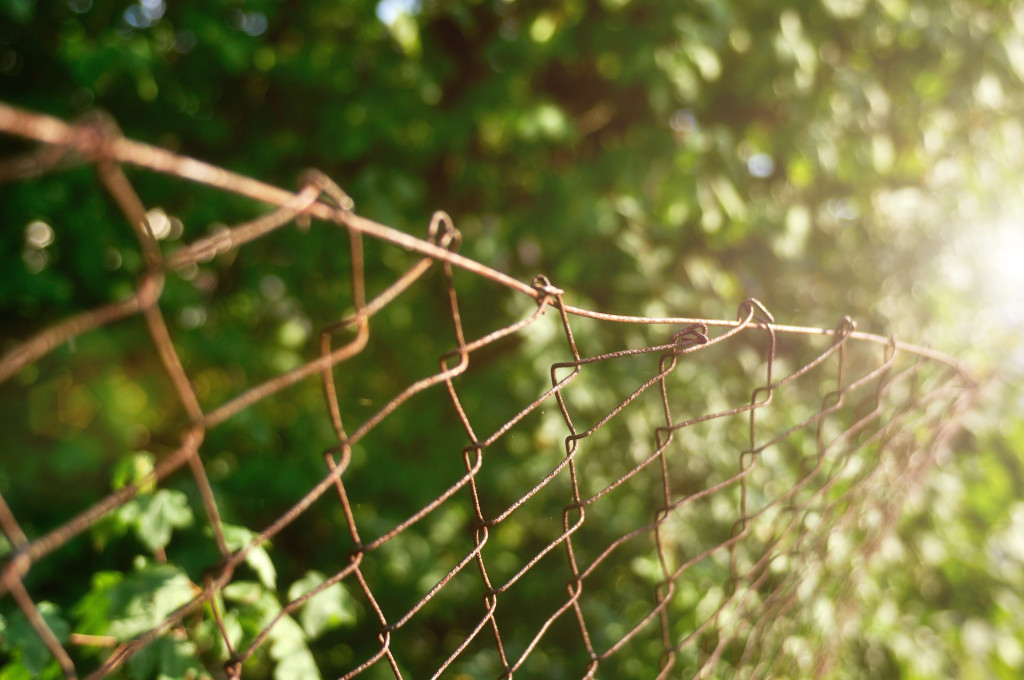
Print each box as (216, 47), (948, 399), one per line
(0, 104), (978, 679)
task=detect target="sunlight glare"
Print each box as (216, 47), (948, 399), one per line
(977, 219), (1024, 324)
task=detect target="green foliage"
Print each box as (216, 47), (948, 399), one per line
(0, 602), (69, 678)
(222, 524), (276, 591)
(127, 637), (207, 680)
(92, 452), (196, 552)
(287, 571), (358, 639)
(221, 582), (319, 680)
(77, 561), (195, 641)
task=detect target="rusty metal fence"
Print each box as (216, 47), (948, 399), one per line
(0, 105), (977, 679)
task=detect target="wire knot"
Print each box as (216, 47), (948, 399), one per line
(670, 323), (709, 352)
(532, 275), (564, 300)
(834, 315), (856, 340)
(426, 211), (461, 251)
(738, 297), (774, 325)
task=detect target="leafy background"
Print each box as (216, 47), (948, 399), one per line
(1, 0), (1023, 678)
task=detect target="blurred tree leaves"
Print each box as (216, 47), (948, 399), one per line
(4, 0), (1022, 332)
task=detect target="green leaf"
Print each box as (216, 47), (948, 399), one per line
(134, 489), (194, 552)
(268, 615), (320, 680)
(287, 570), (357, 639)
(273, 644), (320, 680)
(222, 524), (276, 590)
(0, 602), (70, 676)
(195, 604), (243, 661)
(91, 505), (133, 550)
(223, 580), (265, 604)
(111, 451), (157, 493)
(216, 583), (319, 679)
(93, 488), (193, 553)
(104, 562), (197, 641)
(127, 635), (208, 680)
(72, 571), (123, 636)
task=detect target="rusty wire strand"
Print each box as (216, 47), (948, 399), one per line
(0, 105), (978, 680)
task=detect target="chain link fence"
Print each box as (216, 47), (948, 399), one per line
(0, 105), (977, 679)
